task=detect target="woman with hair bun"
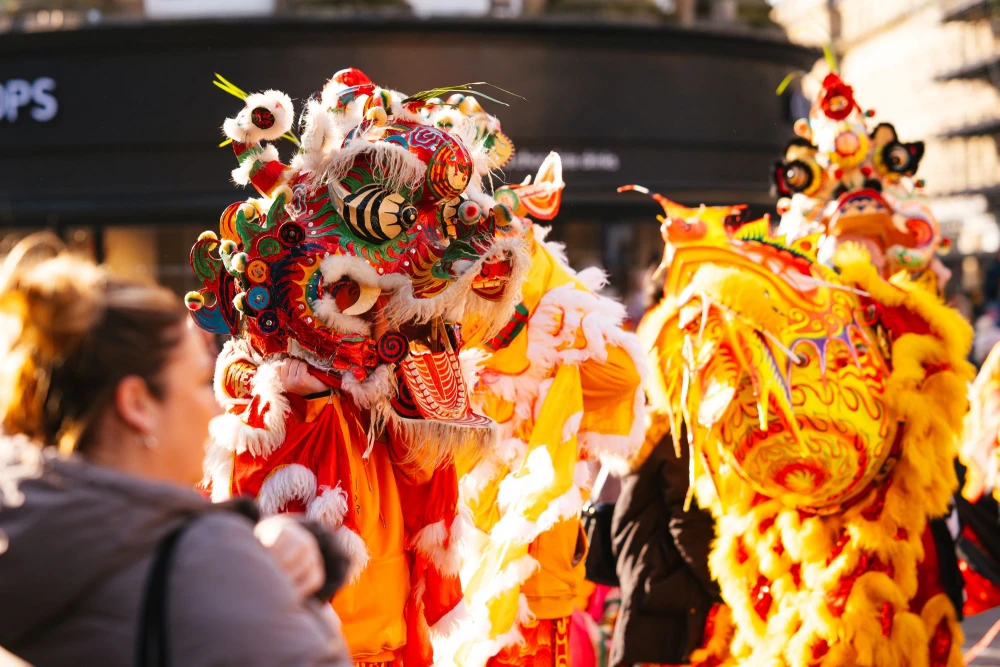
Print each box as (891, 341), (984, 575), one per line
(0, 234), (351, 667)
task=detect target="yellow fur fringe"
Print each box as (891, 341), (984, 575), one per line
(648, 242), (974, 666)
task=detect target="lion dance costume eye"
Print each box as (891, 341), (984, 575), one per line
(188, 68), (533, 666)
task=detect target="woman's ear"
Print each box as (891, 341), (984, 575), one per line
(114, 375), (159, 436)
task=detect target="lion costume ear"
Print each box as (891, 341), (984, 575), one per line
(870, 122), (899, 148)
(871, 122), (925, 178)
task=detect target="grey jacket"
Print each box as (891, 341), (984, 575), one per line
(0, 437), (351, 666)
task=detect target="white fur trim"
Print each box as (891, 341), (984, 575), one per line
(463, 184), (499, 213)
(320, 76), (364, 111)
(534, 461), (589, 533)
(379, 236), (529, 339)
(562, 411), (584, 443)
(492, 457), (589, 544)
(311, 296), (372, 335)
(489, 514), (537, 545)
(231, 143), (281, 187)
(460, 457), (502, 504)
(256, 464), (318, 516)
(297, 99), (336, 172)
(376, 408), (498, 470)
(411, 519), (462, 576)
(472, 249), (649, 464)
(333, 526), (371, 583)
(496, 437), (528, 468)
(468, 555), (539, 617)
(452, 502), (476, 549)
(459, 348), (490, 395)
(319, 253), (381, 288)
(202, 442), (234, 502)
(535, 225), (568, 266)
(496, 446), (555, 510)
(306, 484), (349, 528)
(461, 584), (537, 667)
(340, 364), (396, 410)
(317, 140), (427, 196)
(429, 600), (469, 641)
(577, 266), (609, 293)
(224, 90), (294, 144)
(213, 338), (260, 408)
(209, 358), (290, 459)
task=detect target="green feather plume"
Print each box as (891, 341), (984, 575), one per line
(823, 44), (839, 73)
(403, 82), (524, 107)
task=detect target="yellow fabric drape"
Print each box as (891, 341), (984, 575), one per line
(447, 230), (645, 666)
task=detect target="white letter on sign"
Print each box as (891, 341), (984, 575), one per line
(31, 78), (57, 122)
(5, 79), (32, 122)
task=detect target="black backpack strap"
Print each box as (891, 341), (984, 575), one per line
(135, 522), (190, 667)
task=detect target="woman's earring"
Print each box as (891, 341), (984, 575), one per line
(141, 434), (158, 449)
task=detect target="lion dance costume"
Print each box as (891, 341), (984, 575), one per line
(188, 68), (530, 666)
(631, 69), (972, 666)
(957, 344), (1000, 616)
(434, 153), (647, 667)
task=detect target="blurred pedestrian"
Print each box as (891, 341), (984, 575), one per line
(974, 302), (1000, 367)
(0, 234), (350, 666)
(611, 431), (721, 667)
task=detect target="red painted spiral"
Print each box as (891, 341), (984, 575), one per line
(377, 331), (409, 364)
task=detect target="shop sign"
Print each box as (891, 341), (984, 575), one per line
(0, 77), (58, 123)
(510, 149), (621, 172)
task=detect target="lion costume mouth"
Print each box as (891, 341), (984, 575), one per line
(826, 188), (924, 255)
(393, 317), (492, 427)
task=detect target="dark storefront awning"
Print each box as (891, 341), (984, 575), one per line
(0, 17), (818, 227)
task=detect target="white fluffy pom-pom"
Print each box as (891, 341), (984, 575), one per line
(223, 90), (294, 144)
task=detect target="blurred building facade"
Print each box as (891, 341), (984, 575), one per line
(0, 0), (814, 306)
(772, 0), (1000, 298)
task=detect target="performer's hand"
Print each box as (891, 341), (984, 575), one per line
(255, 515), (325, 599)
(277, 358), (328, 396)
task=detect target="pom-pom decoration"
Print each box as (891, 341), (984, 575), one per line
(493, 187), (521, 213)
(231, 252), (249, 273)
(220, 239), (239, 256)
(233, 292), (247, 313)
(239, 202), (258, 220)
(331, 67), (372, 88)
(459, 199), (484, 224)
(184, 291), (206, 311)
(365, 106), (388, 125)
(492, 202), (515, 229)
(213, 73), (300, 148)
(198, 230), (219, 243)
